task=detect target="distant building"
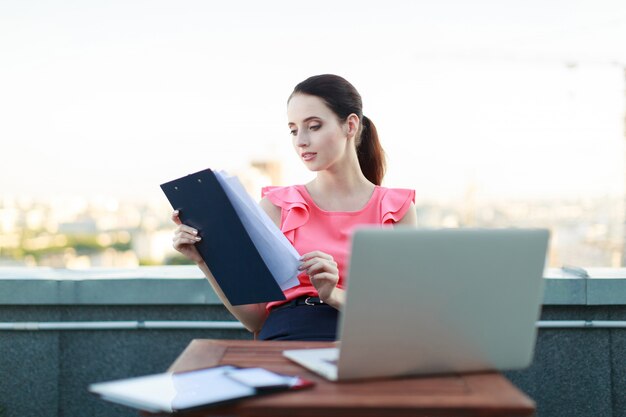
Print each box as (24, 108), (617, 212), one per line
(58, 220), (97, 234)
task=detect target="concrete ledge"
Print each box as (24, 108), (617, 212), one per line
(588, 279), (626, 305)
(0, 266), (216, 305)
(0, 266), (622, 306)
(0, 278), (221, 305)
(543, 277), (586, 305)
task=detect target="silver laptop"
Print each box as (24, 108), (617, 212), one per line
(283, 228), (549, 381)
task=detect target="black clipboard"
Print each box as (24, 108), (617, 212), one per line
(160, 169), (286, 305)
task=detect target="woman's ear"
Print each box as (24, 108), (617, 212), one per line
(345, 113), (360, 139)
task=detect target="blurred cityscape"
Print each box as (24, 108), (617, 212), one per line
(0, 160), (623, 269)
(0, 162), (279, 269)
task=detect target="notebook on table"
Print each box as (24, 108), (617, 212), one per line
(283, 228), (549, 381)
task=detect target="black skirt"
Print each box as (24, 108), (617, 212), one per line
(258, 301), (339, 341)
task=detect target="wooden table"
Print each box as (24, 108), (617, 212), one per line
(166, 339), (535, 417)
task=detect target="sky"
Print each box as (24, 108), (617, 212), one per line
(1, 0), (626, 203)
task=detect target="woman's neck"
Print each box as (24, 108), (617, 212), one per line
(312, 145), (371, 191)
(305, 163), (375, 212)
(312, 170), (371, 194)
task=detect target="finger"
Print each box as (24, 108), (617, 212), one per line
(175, 236), (201, 245)
(299, 258), (324, 272)
(307, 260), (338, 276)
(177, 224), (199, 236)
(298, 258), (316, 271)
(173, 232), (201, 242)
(173, 227), (199, 239)
(173, 236), (202, 249)
(304, 251), (333, 261)
(310, 272), (339, 284)
(171, 210), (182, 225)
(299, 256), (337, 271)
(300, 251), (333, 262)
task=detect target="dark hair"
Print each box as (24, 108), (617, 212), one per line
(289, 74), (386, 185)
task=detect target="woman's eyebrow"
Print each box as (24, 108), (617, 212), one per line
(288, 116), (321, 126)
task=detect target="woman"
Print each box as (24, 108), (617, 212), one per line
(172, 74), (417, 341)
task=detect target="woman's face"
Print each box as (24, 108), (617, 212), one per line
(287, 93), (350, 172)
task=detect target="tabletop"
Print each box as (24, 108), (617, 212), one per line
(165, 339), (535, 417)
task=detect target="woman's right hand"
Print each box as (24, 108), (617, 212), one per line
(171, 210), (204, 264)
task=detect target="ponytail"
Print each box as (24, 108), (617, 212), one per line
(357, 116), (386, 186)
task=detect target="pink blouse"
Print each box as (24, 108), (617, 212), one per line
(262, 185), (416, 312)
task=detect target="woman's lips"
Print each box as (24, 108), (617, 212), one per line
(301, 152), (317, 161)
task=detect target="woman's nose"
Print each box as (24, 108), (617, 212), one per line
(295, 132), (309, 147)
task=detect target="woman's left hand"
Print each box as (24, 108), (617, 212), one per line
(299, 251), (343, 308)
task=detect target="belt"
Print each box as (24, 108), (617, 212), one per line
(271, 296), (325, 312)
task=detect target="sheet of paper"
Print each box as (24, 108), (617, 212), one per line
(225, 368), (294, 388)
(171, 367), (255, 410)
(215, 171), (300, 290)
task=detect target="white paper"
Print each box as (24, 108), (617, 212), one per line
(225, 368), (294, 388)
(171, 367), (255, 410)
(214, 171), (300, 290)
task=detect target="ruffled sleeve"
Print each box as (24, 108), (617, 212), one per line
(261, 186), (310, 244)
(380, 188), (416, 224)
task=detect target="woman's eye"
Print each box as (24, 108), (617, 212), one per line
(289, 130), (297, 136)
(310, 124), (320, 130)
